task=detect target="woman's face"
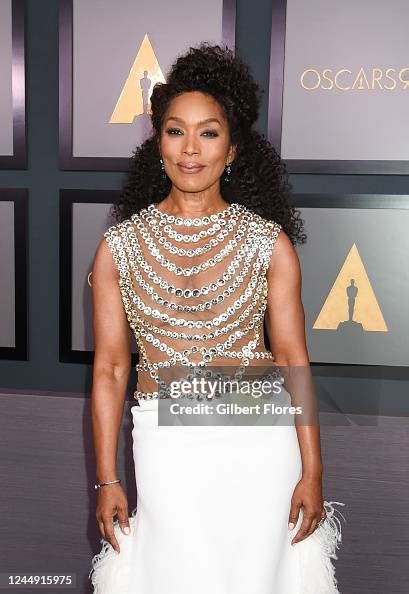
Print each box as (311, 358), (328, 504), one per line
(159, 91), (236, 194)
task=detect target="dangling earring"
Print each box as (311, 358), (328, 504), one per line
(224, 162), (232, 183)
(159, 157), (167, 179)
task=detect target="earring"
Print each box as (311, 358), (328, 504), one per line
(224, 162), (232, 183)
(159, 157), (167, 179)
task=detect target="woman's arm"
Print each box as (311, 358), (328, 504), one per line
(264, 228), (325, 544)
(90, 237), (132, 551)
(264, 229), (323, 476)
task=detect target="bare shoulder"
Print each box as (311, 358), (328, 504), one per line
(92, 233), (120, 283)
(264, 221), (301, 282)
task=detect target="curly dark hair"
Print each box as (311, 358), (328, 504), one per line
(110, 42), (306, 245)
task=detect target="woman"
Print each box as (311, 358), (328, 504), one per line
(89, 43), (345, 593)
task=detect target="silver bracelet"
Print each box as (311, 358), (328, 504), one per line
(94, 478), (121, 490)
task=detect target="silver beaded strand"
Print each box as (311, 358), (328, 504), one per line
(103, 204), (282, 400)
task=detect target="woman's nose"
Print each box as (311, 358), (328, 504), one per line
(182, 134), (200, 155)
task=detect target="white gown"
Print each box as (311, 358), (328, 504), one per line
(89, 386), (346, 594)
(89, 205), (346, 592)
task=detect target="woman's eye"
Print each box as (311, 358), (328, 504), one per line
(165, 128), (219, 137)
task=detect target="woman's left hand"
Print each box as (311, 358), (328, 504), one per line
(287, 475), (326, 546)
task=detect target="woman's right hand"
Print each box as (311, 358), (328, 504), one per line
(95, 483), (130, 554)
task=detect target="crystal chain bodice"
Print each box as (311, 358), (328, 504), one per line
(104, 202), (282, 400)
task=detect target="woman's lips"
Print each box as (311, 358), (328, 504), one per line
(177, 164), (205, 174)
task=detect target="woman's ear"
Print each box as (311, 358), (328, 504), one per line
(229, 144), (237, 164)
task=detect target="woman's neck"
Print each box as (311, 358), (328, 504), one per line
(157, 193), (230, 218)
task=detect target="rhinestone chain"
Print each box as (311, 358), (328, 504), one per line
(104, 204), (282, 399)
(147, 201), (239, 226)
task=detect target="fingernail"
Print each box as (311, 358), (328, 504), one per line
(288, 522), (295, 530)
(124, 526), (130, 535)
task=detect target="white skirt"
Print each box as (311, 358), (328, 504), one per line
(89, 390), (346, 594)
